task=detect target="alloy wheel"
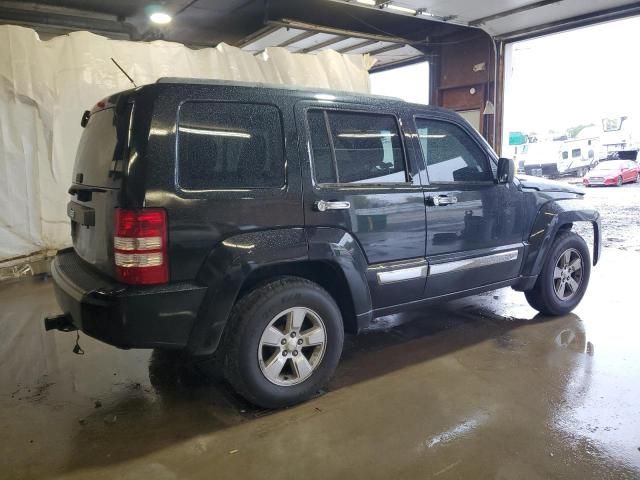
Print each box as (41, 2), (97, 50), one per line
(553, 248), (584, 301)
(257, 307), (327, 386)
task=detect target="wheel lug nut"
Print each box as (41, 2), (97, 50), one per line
(297, 339), (303, 345)
(281, 339), (286, 345)
(282, 351), (287, 356)
(293, 351), (298, 356)
(290, 332), (296, 338)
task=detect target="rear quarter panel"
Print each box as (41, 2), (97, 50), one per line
(137, 84), (304, 281)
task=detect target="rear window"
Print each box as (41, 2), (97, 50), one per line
(73, 107), (129, 188)
(177, 102), (284, 190)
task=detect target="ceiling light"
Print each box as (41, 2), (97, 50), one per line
(149, 12), (172, 24)
(355, 0), (377, 5)
(385, 4), (417, 14)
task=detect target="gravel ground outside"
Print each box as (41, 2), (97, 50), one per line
(559, 176), (640, 253)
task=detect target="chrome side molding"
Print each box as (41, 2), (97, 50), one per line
(429, 250), (519, 276)
(376, 265), (428, 285)
(372, 249), (520, 285)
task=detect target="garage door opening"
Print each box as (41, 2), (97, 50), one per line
(370, 61), (429, 104)
(501, 15), (640, 176)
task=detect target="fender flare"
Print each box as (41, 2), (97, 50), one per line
(186, 227), (373, 355)
(522, 199), (601, 280)
(305, 226), (373, 323)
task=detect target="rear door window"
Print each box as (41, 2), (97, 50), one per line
(177, 102), (285, 190)
(307, 109), (407, 184)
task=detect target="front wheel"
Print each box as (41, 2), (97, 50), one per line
(220, 277), (344, 408)
(616, 175), (623, 186)
(525, 231), (591, 316)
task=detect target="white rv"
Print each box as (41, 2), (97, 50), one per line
(520, 141), (563, 176)
(558, 137), (599, 176)
(600, 116), (636, 156)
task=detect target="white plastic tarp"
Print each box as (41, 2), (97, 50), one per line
(0, 25), (374, 262)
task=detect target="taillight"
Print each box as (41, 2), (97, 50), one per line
(114, 208), (168, 285)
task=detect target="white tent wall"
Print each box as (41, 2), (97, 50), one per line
(0, 25), (374, 263)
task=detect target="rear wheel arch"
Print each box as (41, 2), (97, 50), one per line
(237, 261), (359, 334)
(189, 228), (373, 356)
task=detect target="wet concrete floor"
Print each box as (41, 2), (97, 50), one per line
(1, 184), (639, 479)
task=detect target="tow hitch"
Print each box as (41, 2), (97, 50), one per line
(44, 314), (77, 332)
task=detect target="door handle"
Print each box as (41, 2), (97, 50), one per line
(426, 195), (458, 206)
(314, 200), (351, 212)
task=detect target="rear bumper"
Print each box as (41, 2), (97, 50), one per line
(50, 249), (207, 349)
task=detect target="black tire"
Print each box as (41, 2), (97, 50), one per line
(525, 231), (591, 316)
(219, 277), (344, 408)
(617, 175), (623, 186)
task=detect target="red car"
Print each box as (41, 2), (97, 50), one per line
(583, 159), (639, 187)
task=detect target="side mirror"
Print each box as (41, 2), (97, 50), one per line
(497, 157), (515, 184)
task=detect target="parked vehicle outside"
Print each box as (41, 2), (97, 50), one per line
(45, 79), (602, 408)
(557, 137), (599, 177)
(583, 159), (639, 187)
(519, 141), (561, 176)
(600, 115), (637, 156)
(604, 149), (638, 162)
(522, 137), (597, 178)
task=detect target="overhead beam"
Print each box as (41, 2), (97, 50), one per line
(368, 43), (405, 56)
(496, 1), (640, 41)
(370, 54), (426, 71)
(0, 5), (138, 39)
(469, 0), (564, 26)
(276, 30), (317, 48)
(338, 39), (377, 54)
(268, 18), (411, 45)
(300, 35), (346, 53)
(235, 24), (280, 48)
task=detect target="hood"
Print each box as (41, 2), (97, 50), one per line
(517, 175), (584, 195)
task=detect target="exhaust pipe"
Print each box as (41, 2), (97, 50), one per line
(44, 314), (77, 332)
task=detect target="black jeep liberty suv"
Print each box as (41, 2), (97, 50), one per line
(46, 79), (601, 408)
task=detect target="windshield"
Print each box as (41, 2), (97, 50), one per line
(594, 160), (625, 171)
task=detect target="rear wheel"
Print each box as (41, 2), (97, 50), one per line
(617, 175), (623, 186)
(525, 231), (591, 316)
(220, 277), (344, 408)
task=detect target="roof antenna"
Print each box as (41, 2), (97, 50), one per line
(111, 57), (137, 88)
